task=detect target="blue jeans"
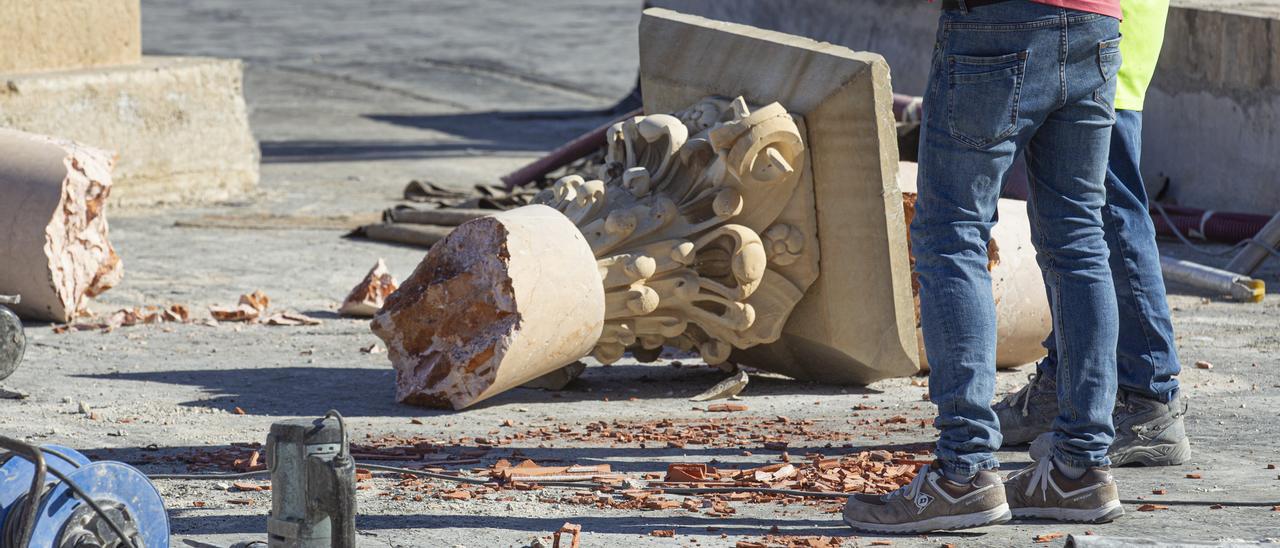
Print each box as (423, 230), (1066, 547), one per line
(913, 1), (1122, 476)
(1037, 109), (1182, 402)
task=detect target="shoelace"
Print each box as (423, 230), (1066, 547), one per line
(884, 463), (934, 504)
(1004, 372), (1040, 417)
(1022, 457), (1056, 500)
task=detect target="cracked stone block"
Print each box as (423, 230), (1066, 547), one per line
(0, 129), (123, 322)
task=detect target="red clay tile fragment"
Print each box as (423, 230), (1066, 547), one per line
(707, 403), (748, 412)
(553, 523), (582, 548)
(665, 463), (709, 483)
(1034, 533), (1065, 543)
(1137, 504), (1170, 511)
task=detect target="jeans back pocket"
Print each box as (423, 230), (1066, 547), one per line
(946, 51), (1028, 150)
(1094, 36), (1122, 110)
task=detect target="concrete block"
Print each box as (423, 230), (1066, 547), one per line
(0, 0), (142, 73)
(1, 56), (260, 206)
(640, 8), (919, 383)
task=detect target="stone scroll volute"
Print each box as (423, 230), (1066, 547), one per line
(534, 96), (820, 367)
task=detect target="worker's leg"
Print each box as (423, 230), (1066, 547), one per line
(1002, 12), (1127, 524)
(1098, 110), (1182, 399)
(908, 0), (1086, 478)
(1020, 24), (1121, 469)
(1093, 109), (1191, 465)
(909, 0), (1065, 482)
(845, 0), (1077, 532)
(996, 110), (1189, 465)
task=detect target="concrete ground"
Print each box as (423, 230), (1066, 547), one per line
(2, 1), (1279, 546)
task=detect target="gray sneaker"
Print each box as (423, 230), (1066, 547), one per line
(994, 370), (1058, 446)
(1004, 457), (1124, 523)
(842, 465), (1011, 533)
(1109, 390), (1191, 466)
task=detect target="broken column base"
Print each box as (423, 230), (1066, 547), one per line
(0, 56), (259, 207)
(372, 206), (605, 410)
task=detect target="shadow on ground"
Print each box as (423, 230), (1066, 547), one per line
(72, 364), (880, 416)
(166, 510), (991, 540)
(168, 511), (853, 538)
(263, 108), (618, 163)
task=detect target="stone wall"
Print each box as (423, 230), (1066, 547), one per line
(0, 0), (142, 73)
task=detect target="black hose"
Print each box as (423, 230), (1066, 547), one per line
(0, 436), (46, 548)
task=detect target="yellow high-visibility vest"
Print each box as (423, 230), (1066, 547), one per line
(1117, 0), (1169, 111)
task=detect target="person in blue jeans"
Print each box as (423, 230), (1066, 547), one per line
(844, 0), (1128, 533)
(996, 0), (1190, 467)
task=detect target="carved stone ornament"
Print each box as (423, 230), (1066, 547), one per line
(533, 96), (819, 366)
(372, 96), (821, 409)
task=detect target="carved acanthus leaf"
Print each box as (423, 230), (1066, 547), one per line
(535, 96), (816, 365)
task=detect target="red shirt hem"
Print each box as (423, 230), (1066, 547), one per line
(1031, 0), (1123, 20)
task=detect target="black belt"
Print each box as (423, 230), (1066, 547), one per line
(941, 0), (1020, 10)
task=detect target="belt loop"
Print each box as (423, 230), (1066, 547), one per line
(957, 0), (969, 14)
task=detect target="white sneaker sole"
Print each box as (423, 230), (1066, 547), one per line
(1012, 499), (1124, 523)
(843, 503), (1012, 534)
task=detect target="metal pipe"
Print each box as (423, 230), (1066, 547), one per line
(501, 109), (642, 189)
(1160, 256), (1264, 303)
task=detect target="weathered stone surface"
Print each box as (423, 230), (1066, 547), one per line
(0, 129), (122, 322)
(0, 0), (141, 73)
(641, 8), (918, 383)
(339, 259), (399, 318)
(533, 96), (818, 367)
(0, 56), (259, 207)
(372, 206), (604, 409)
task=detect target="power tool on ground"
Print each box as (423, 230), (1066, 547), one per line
(0, 436), (169, 547)
(266, 410), (356, 548)
(0, 295), (24, 381)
